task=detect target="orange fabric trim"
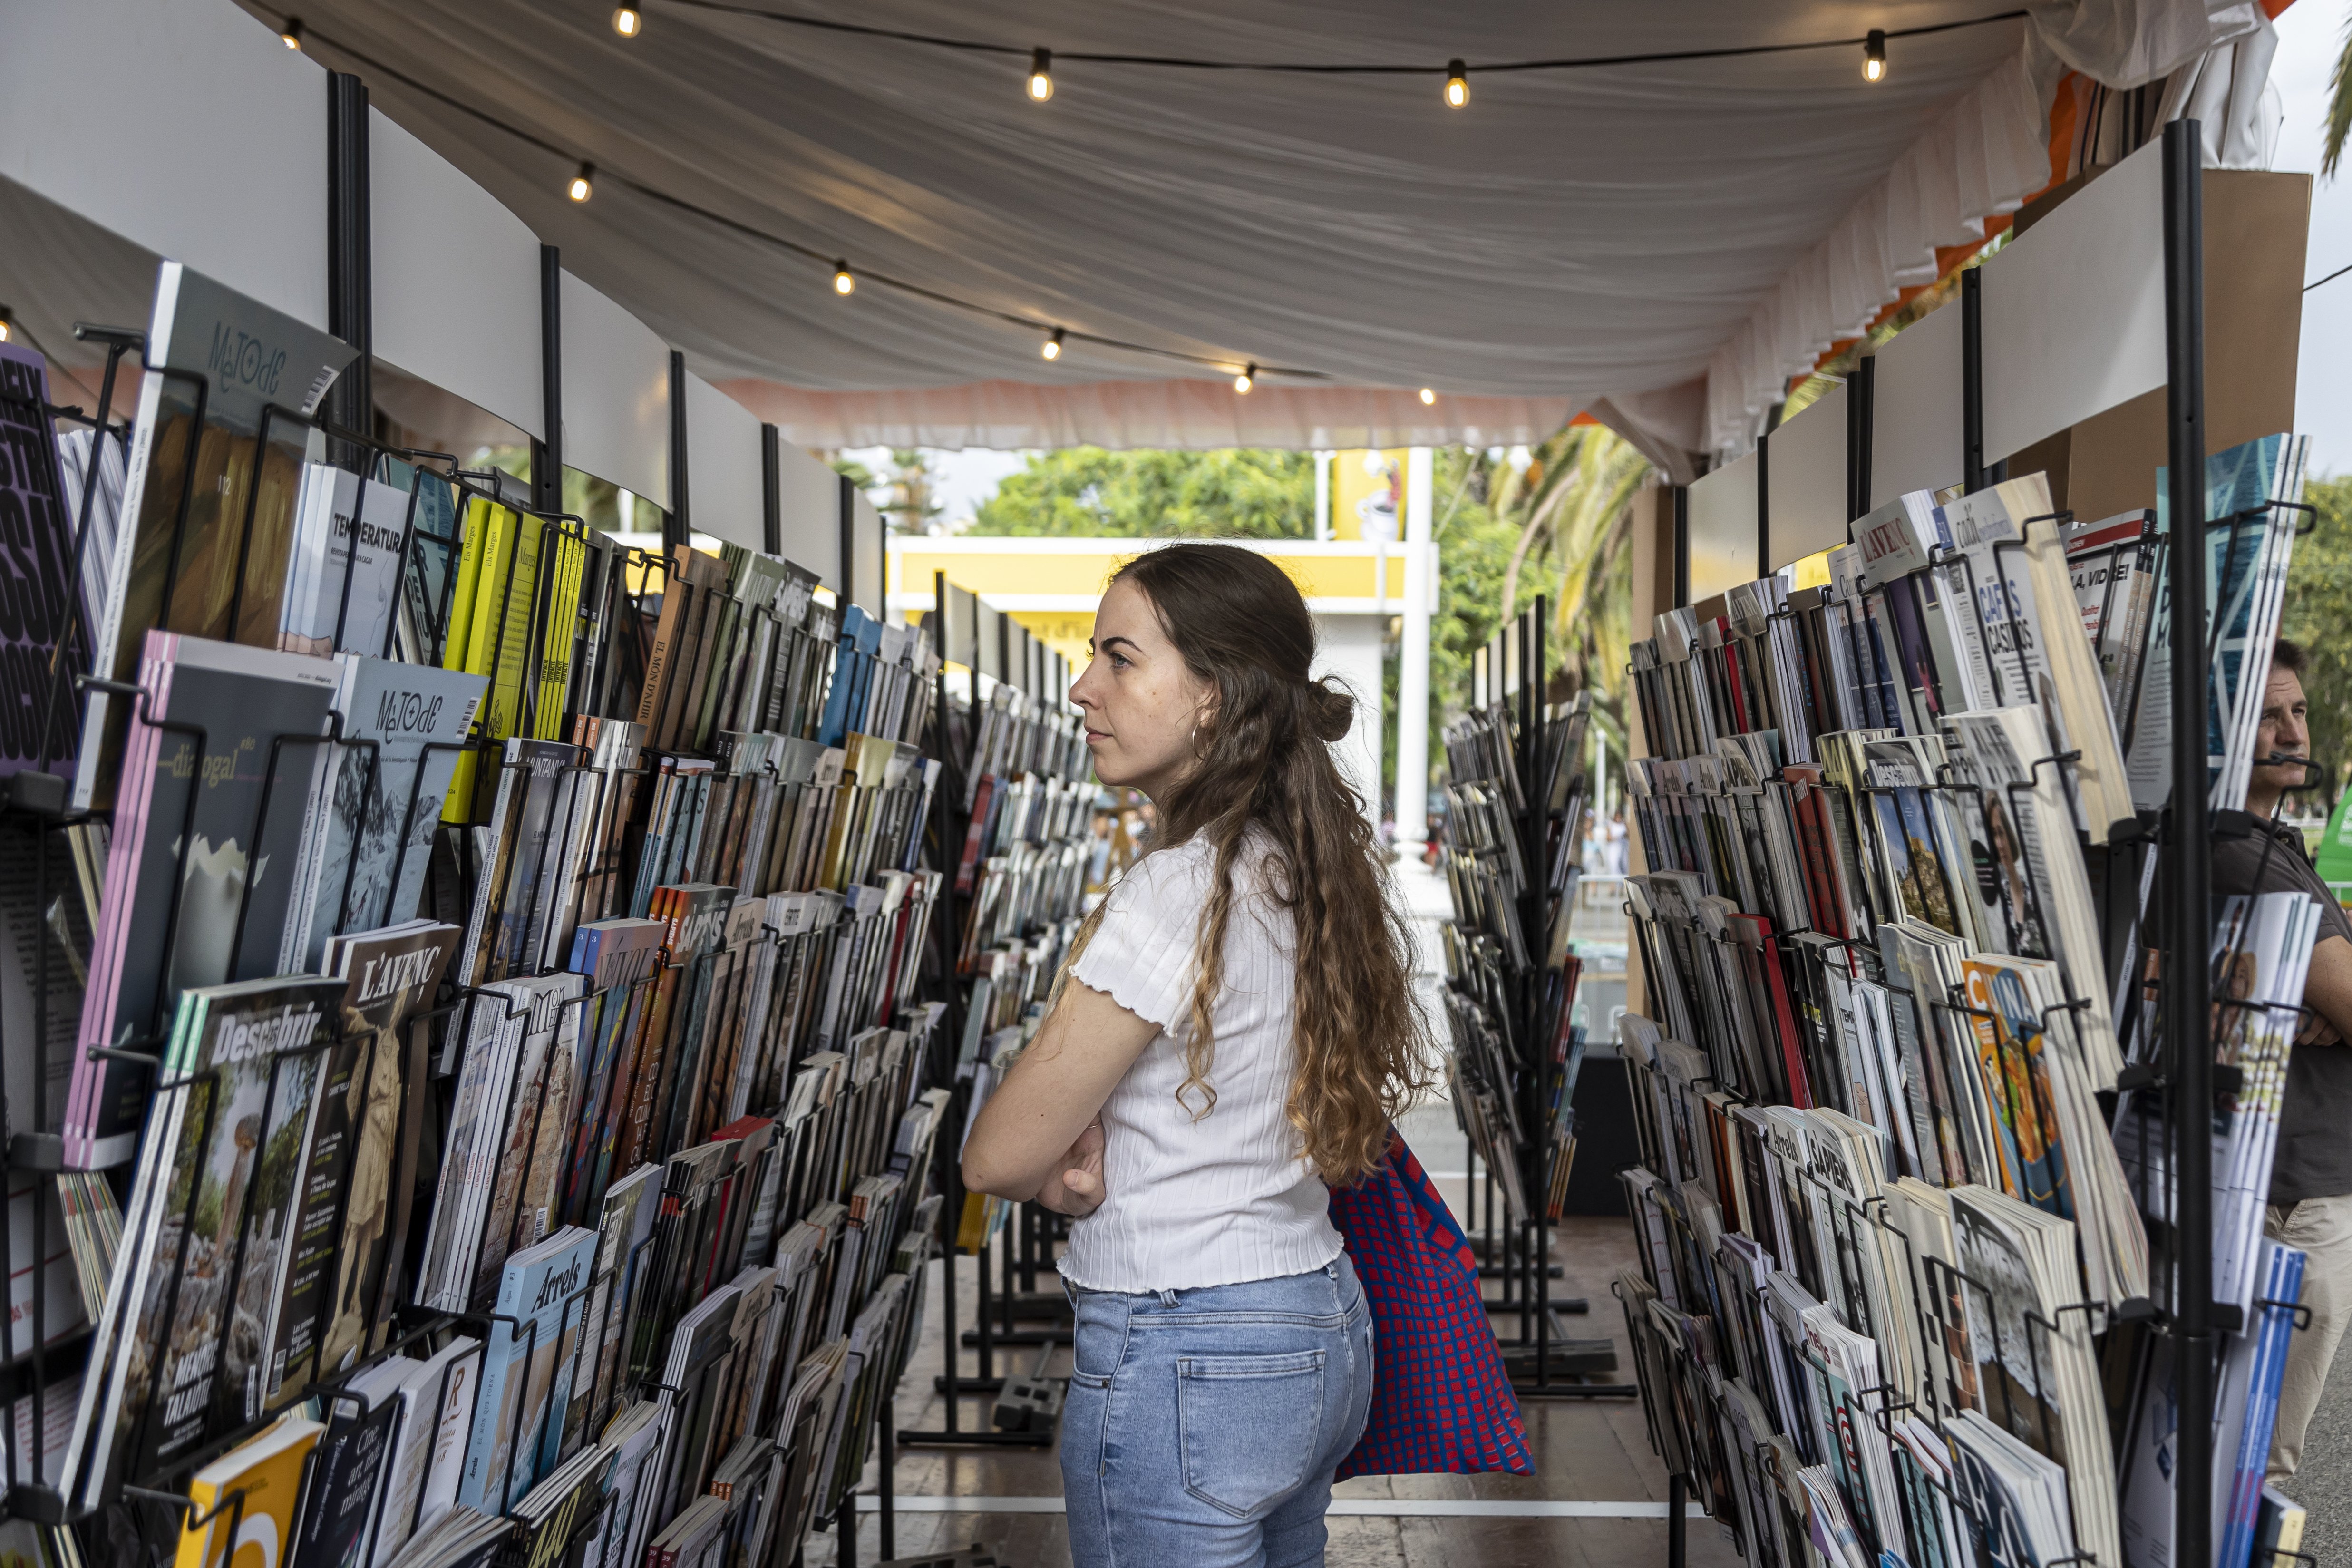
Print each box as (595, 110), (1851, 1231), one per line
(1798, 64), (2087, 389)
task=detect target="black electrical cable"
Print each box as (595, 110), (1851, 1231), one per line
(288, 20), (1333, 381)
(661, 0), (2028, 78)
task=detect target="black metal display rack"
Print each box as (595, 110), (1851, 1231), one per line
(0, 75), (967, 1568)
(1437, 596), (1634, 1401)
(1612, 120), (2243, 1568)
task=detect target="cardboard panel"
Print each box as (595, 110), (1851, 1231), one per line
(775, 441), (842, 588)
(1980, 139), (2167, 464)
(2011, 169), (2310, 524)
(1688, 449), (1759, 599)
(1766, 382), (1847, 569)
(848, 488), (887, 614)
(371, 108), (543, 441)
(559, 270), (669, 502)
(684, 373), (763, 551)
(1869, 296), (1963, 507)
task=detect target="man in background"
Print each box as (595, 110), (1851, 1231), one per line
(2217, 637), (2352, 1482)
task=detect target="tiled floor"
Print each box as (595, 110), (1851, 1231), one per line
(802, 1097), (1736, 1568)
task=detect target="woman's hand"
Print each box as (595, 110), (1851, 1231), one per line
(1037, 1122), (1106, 1217)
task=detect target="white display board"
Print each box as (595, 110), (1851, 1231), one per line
(560, 270), (670, 504)
(848, 488), (887, 611)
(0, 0), (327, 330)
(371, 109), (543, 442)
(1982, 140), (2167, 464)
(684, 372), (763, 552)
(1869, 297), (1963, 507)
(1766, 382), (1847, 570)
(1688, 448), (1759, 600)
(774, 440), (843, 590)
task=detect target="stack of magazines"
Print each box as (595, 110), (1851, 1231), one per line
(0, 260), (1053, 1566)
(1613, 453), (2314, 1568)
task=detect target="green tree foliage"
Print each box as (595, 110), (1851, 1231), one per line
(969, 448), (1315, 538)
(2280, 474), (2352, 795)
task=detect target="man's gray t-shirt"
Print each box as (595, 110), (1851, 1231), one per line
(2213, 817), (2352, 1207)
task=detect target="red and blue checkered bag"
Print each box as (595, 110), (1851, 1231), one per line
(1326, 1129), (1532, 1477)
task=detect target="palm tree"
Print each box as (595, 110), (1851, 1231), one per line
(2330, 15), (2352, 175)
(1488, 424), (1653, 701)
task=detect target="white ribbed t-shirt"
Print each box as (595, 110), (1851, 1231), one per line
(1060, 834), (1343, 1294)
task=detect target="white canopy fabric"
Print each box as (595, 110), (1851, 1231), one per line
(231, 0), (2263, 461)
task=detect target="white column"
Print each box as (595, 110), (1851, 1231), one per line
(1394, 448), (1435, 858)
(1311, 612), (1384, 838)
(1313, 450), (1332, 540)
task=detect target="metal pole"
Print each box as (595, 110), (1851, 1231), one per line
(535, 245), (563, 518)
(1669, 1471), (1689, 1568)
(1396, 448), (1436, 857)
(325, 71), (371, 474)
(1961, 267), (1985, 495)
(667, 350), (690, 553)
(2163, 115), (2213, 1568)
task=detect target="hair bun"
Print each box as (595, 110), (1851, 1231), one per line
(1304, 678), (1354, 743)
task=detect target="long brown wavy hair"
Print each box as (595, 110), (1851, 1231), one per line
(1100, 542), (1430, 1186)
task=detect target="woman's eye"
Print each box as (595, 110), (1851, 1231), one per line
(1110, 653), (1130, 669)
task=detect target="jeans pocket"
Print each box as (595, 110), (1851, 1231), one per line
(1177, 1350), (1325, 1519)
(1070, 1302), (1125, 1390)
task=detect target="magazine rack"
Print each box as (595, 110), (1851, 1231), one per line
(1611, 121), (2275, 1568)
(900, 575), (1093, 1461)
(0, 355), (960, 1568)
(1437, 597), (1635, 1397)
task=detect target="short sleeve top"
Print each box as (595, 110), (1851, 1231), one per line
(2213, 817), (2352, 1206)
(1059, 834), (1343, 1293)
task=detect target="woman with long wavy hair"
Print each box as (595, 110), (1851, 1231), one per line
(963, 542), (1430, 1568)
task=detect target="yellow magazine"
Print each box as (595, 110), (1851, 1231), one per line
(534, 526), (589, 741)
(442, 500), (544, 820)
(172, 1416), (325, 1568)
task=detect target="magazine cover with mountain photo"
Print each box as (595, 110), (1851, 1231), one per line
(294, 657), (485, 970)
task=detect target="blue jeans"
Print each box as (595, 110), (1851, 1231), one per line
(1061, 1254), (1376, 1568)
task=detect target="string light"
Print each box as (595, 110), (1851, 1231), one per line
(1419, 387), (1436, 405)
(1863, 30), (1886, 81)
(281, 16), (303, 48)
(1041, 327), (1064, 360)
(613, 5), (642, 37)
(0, 307), (13, 345)
(568, 162), (595, 202)
(663, 1), (2026, 89)
(1028, 47), (1054, 101)
(285, 20), (1329, 384)
(1234, 363), (1256, 394)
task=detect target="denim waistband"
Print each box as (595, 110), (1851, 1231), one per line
(1065, 1251), (1362, 1316)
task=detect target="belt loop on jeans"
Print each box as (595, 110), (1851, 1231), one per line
(1156, 1287), (1179, 1307)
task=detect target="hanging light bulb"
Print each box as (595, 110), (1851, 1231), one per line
(1862, 30), (1886, 82)
(567, 162), (595, 203)
(612, 5), (641, 37)
(1234, 363), (1256, 394)
(0, 307), (13, 345)
(1419, 387), (1436, 406)
(281, 15), (304, 48)
(1041, 327), (1065, 361)
(833, 261), (856, 296)
(1444, 59), (1468, 108)
(1028, 48), (1055, 102)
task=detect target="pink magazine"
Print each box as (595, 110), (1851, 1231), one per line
(63, 630), (178, 1167)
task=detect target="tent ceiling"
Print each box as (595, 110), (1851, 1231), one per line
(233, 0), (2236, 454)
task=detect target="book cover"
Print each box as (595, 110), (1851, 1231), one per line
(77, 263), (357, 812)
(457, 1225), (596, 1514)
(278, 464), (413, 660)
(268, 922), (458, 1401)
(0, 341), (91, 779)
(471, 972), (588, 1309)
(297, 658), (486, 969)
(112, 977), (342, 1483)
(171, 1416), (326, 1568)
(286, 1362), (404, 1568)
